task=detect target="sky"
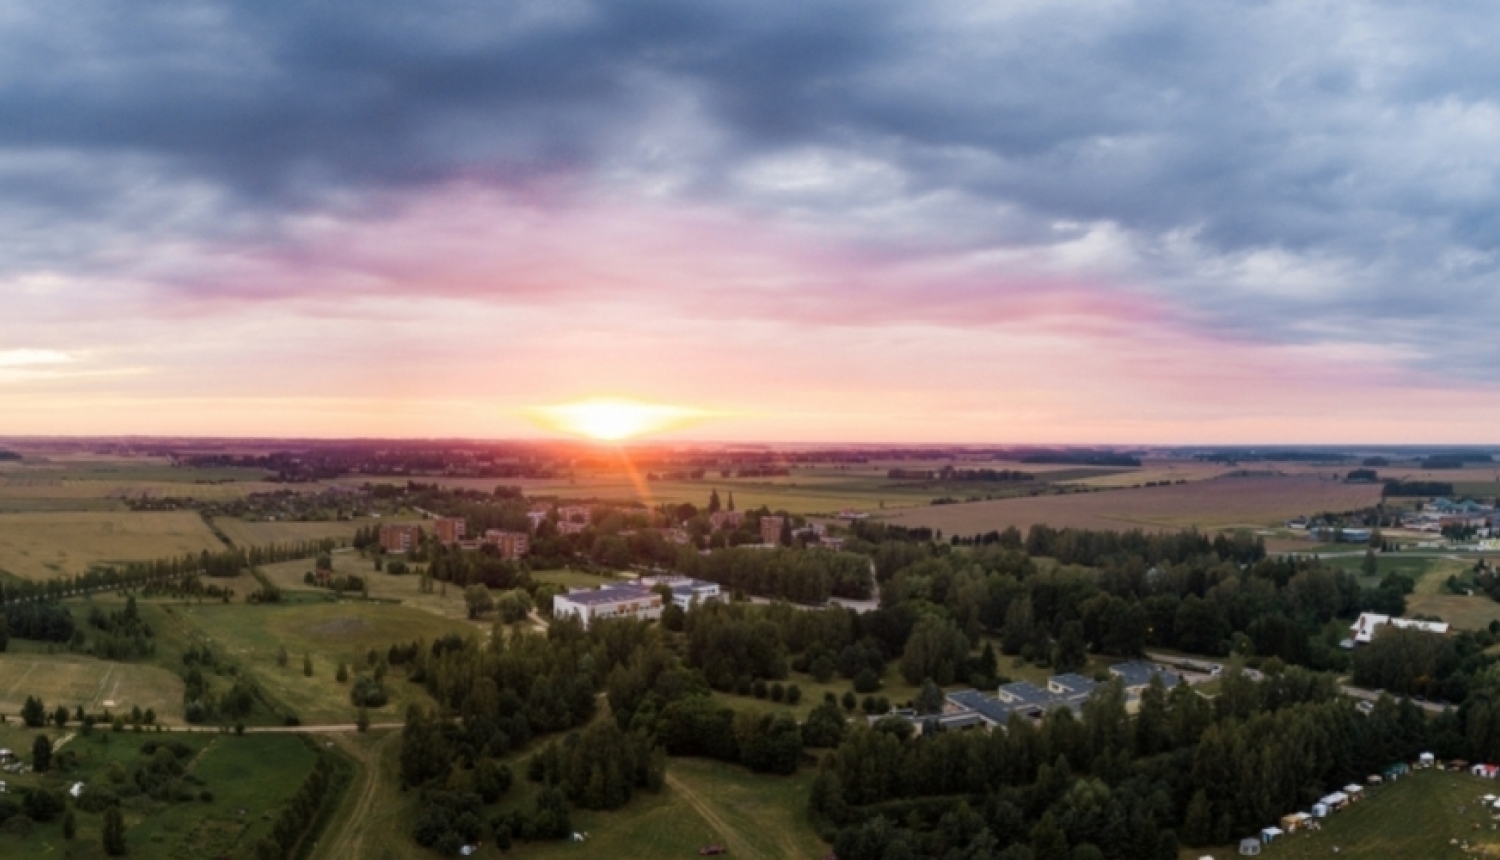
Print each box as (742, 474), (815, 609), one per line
(3, 1), (1500, 444)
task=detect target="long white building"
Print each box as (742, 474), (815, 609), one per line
(552, 584), (663, 629)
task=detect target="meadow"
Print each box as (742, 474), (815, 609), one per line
(212, 517), (376, 549)
(883, 475), (1383, 535)
(0, 730), (324, 859)
(0, 510), (226, 580)
(0, 652), (185, 721)
(170, 599), (479, 724)
(1193, 768), (1500, 859)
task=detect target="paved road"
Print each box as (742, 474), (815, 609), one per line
(1339, 684), (1450, 715)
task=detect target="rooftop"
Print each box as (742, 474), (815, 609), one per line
(559, 584), (656, 606)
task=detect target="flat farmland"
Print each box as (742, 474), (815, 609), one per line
(417, 461), (1130, 516)
(0, 510), (226, 579)
(1060, 459), (1233, 488)
(0, 652), (184, 719)
(884, 475), (1383, 535)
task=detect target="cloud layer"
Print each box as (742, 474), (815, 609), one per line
(2, 0), (1499, 441)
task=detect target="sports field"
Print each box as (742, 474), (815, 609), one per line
(0, 510), (226, 580)
(0, 651), (185, 720)
(1192, 768), (1500, 859)
(883, 475), (1383, 535)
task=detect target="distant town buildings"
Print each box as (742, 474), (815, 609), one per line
(709, 510), (745, 531)
(552, 584), (663, 629)
(482, 529), (530, 561)
(433, 517), (466, 545)
(378, 524), (421, 553)
(760, 516), (785, 546)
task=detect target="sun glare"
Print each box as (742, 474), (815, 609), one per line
(529, 397), (706, 441)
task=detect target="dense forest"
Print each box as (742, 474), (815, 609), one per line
(382, 516), (1500, 857)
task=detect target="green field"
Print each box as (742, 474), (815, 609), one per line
(0, 652), (185, 721)
(255, 550), (491, 623)
(171, 600), (478, 724)
(213, 517), (373, 549)
(0, 730), (323, 859)
(0, 510), (226, 580)
(481, 754), (824, 860)
(1194, 768), (1500, 859)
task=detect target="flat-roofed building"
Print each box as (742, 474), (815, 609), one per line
(482, 529), (530, 560)
(433, 517), (466, 545)
(640, 574), (722, 609)
(379, 524), (421, 553)
(552, 585), (663, 629)
(1350, 612), (1449, 644)
(760, 516), (785, 546)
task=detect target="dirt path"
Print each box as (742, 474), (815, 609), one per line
(310, 731), (399, 860)
(665, 771), (755, 859)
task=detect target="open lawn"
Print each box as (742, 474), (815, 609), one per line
(172, 600), (477, 723)
(256, 550), (487, 622)
(0, 652), (185, 720)
(497, 755), (823, 860)
(213, 517), (378, 549)
(0, 510), (226, 580)
(1193, 768), (1500, 859)
(883, 475), (1383, 535)
(0, 731), (323, 860)
(1406, 593), (1500, 631)
(315, 720), (825, 860)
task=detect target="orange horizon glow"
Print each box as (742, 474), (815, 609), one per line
(526, 397), (712, 441)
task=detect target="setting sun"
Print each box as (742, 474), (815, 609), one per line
(528, 397), (708, 441)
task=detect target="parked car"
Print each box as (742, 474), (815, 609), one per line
(699, 846), (727, 856)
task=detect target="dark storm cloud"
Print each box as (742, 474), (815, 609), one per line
(4, 0), (1500, 374)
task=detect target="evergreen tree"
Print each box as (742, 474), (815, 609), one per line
(103, 805), (127, 855)
(727, 492), (735, 512)
(32, 733), (52, 772)
(708, 490), (722, 514)
(63, 808), (76, 840)
(1030, 811), (1069, 860)
(1053, 621), (1087, 675)
(21, 695), (45, 727)
(1182, 789), (1213, 847)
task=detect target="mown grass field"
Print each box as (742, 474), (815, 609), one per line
(171, 600), (477, 724)
(0, 510), (226, 580)
(1192, 768), (1500, 859)
(0, 731), (322, 859)
(0, 652), (185, 721)
(884, 475), (1383, 535)
(212, 517), (374, 549)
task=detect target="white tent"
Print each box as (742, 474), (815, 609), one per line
(1260, 827), (1283, 843)
(1312, 803), (1329, 818)
(1420, 752), (1436, 767)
